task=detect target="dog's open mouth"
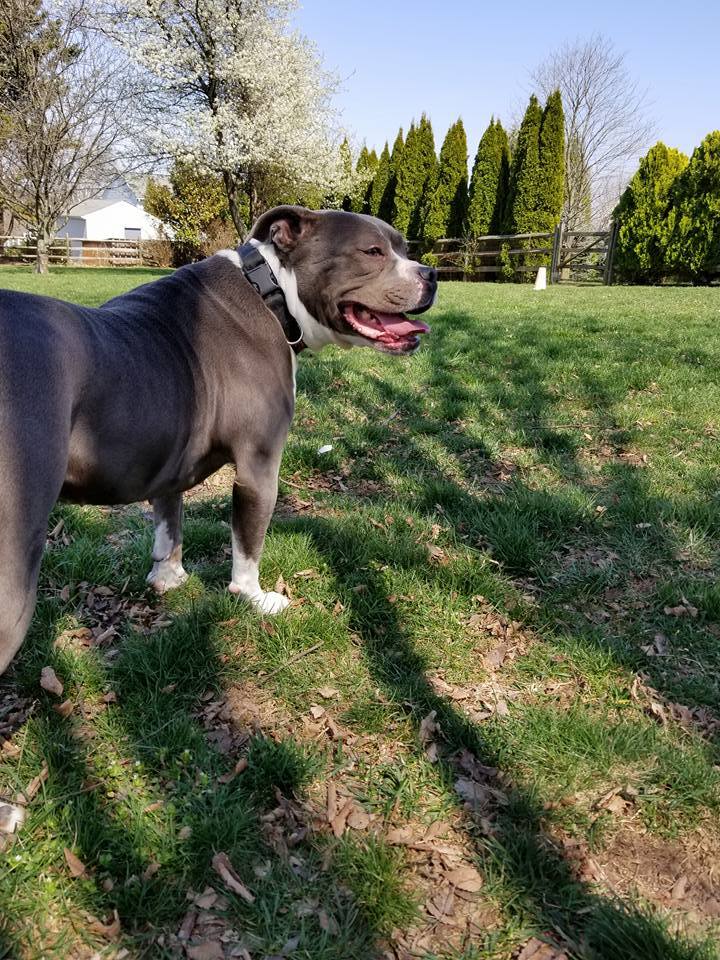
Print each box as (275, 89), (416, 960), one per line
(340, 303), (430, 353)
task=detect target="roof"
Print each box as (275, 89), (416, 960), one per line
(66, 198), (122, 218)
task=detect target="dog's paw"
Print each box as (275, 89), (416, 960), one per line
(229, 583), (290, 615)
(252, 590), (291, 615)
(147, 562), (189, 594)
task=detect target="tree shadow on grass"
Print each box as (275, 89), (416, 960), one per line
(0, 514), (412, 959)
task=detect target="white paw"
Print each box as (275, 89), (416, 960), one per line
(146, 562), (189, 594)
(229, 584), (290, 615)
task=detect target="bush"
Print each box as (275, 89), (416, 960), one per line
(665, 130), (720, 283)
(613, 142), (688, 284)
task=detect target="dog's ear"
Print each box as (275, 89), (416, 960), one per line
(249, 206), (319, 254)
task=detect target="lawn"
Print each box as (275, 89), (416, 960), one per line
(1, 265), (719, 960)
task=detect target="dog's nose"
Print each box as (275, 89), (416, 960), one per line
(418, 264), (437, 284)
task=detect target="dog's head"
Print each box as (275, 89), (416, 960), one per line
(249, 206), (436, 354)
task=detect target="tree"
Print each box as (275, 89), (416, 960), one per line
(532, 35), (654, 226)
(369, 142), (391, 218)
(423, 118), (468, 243)
(507, 95), (543, 234)
(351, 145), (377, 214)
(466, 119), (510, 237)
(98, 0), (342, 235)
(612, 142), (688, 283)
(538, 90), (565, 230)
(665, 131), (720, 284)
(380, 128), (404, 224)
(0, 0), (136, 272)
(394, 115), (436, 239)
(145, 162), (236, 264)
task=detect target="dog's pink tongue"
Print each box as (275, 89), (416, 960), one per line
(373, 312), (430, 336)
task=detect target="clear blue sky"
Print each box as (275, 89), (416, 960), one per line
(295, 0), (719, 162)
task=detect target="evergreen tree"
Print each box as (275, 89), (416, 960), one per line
(613, 142), (688, 283)
(507, 95), (543, 234)
(467, 119), (510, 236)
(380, 128), (404, 224)
(538, 90), (565, 229)
(338, 137), (353, 211)
(409, 114), (438, 239)
(423, 118), (468, 243)
(393, 121), (417, 234)
(369, 142), (391, 218)
(351, 145), (376, 213)
(665, 131), (720, 283)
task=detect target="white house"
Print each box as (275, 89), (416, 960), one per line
(56, 197), (164, 243)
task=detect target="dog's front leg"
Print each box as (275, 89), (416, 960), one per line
(146, 494), (188, 593)
(228, 468), (288, 615)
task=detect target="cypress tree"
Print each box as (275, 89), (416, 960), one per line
(380, 128), (404, 224)
(613, 142), (688, 283)
(393, 121), (418, 234)
(467, 119), (510, 237)
(339, 137), (353, 211)
(369, 142), (391, 218)
(538, 90), (565, 230)
(507, 94), (543, 234)
(665, 130), (720, 283)
(351, 145), (376, 213)
(408, 114), (437, 239)
(423, 118), (468, 243)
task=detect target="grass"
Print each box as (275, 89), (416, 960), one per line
(1, 264), (720, 958)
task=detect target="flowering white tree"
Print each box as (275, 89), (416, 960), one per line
(98, 0), (344, 234)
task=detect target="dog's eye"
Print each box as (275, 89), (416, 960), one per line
(364, 246), (384, 257)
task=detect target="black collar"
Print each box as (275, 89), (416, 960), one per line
(237, 242), (306, 354)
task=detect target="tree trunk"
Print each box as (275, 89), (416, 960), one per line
(34, 230), (50, 275)
(223, 171), (247, 239)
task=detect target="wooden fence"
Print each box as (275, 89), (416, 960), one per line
(411, 220), (619, 284)
(0, 236), (172, 267)
(2, 221), (620, 283)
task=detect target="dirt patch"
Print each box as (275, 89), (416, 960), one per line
(594, 825), (720, 929)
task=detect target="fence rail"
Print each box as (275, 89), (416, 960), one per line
(411, 221), (618, 284)
(0, 236), (172, 267)
(2, 221), (619, 283)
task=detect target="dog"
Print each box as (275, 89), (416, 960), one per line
(0, 206), (437, 674)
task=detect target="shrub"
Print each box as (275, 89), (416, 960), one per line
(466, 118), (510, 237)
(613, 142), (688, 283)
(665, 130), (720, 283)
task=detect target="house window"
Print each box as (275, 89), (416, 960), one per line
(124, 227), (141, 240)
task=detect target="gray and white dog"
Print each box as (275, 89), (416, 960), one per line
(0, 206), (436, 674)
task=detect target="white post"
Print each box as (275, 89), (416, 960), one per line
(534, 266), (547, 291)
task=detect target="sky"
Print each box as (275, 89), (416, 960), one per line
(294, 0), (719, 164)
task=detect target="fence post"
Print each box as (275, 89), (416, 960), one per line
(550, 222), (560, 283)
(603, 220), (619, 285)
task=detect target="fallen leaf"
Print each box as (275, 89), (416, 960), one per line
(178, 825), (193, 840)
(671, 874), (688, 901)
(88, 909), (121, 940)
(517, 938), (568, 960)
(317, 686), (340, 700)
(0, 802), (25, 834)
(386, 826), (415, 845)
(194, 887), (218, 909)
(426, 543), (449, 566)
(142, 861), (160, 881)
(64, 847), (87, 878)
(309, 704), (325, 719)
(53, 700), (74, 718)
(40, 666), (63, 697)
(186, 942), (224, 960)
(664, 603), (698, 618)
(318, 909), (339, 935)
(211, 851), (255, 903)
(445, 864), (483, 893)
(22, 764), (49, 801)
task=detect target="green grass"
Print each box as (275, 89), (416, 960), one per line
(1, 266), (720, 958)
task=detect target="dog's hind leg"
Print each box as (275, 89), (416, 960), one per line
(228, 460), (288, 615)
(0, 457), (65, 675)
(146, 494), (188, 594)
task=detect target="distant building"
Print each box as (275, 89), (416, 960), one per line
(56, 197), (164, 244)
